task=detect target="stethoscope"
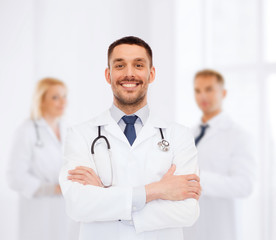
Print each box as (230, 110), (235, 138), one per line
(91, 126), (170, 187)
(33, 120), (44, 147)
(91, 126), (170, 154)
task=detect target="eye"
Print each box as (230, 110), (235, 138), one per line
(136, 64), (143, 68)
(52, 95), (59, 100)
(115, 64), (124, 69)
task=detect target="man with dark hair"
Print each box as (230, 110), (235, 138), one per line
(183, 69), (256, 240)
(108, 36), (153, 67)
(59, 36), (201, 240)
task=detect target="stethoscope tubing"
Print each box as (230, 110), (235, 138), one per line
(91, 126), (110, 154)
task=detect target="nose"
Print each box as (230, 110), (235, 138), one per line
(125, 65), (135, 78)
(60, 97), (67, 106)
(196, 91), (206, 102)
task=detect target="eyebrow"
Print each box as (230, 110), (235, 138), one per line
(112, 58), (124, 64)
(134, 58), (146, 62)
(112, 57), (147, 64)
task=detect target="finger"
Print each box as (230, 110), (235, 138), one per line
(68, 169), (90, 176)
(188, 186), (201, 195)
(75, 166), (95, 173)
(164, 164), (176, 177)
(186, 192), (200, 200)
(70, 167), (102, 186)
(68, 174), (87, 181)
(187, 181), (201, 188)
(74, 167), (96, 176)
(185, 174), (200, 182)
(74, 167), (100, 180)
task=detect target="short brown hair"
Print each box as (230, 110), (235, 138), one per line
(194, 69), (225, 86)
(107, 36), (153, 67)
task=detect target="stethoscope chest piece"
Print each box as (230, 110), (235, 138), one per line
(158, 139), (170, 152)
(157, 128), (170, 152)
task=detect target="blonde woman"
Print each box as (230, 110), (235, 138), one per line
(7, 78), (78, 240)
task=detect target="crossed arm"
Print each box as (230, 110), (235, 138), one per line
(68, 164), (201, 202)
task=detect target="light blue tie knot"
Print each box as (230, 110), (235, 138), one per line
(122, 115), (138, 145)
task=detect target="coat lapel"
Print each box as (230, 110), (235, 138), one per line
(198, 113), (232, 143)
(93, 110), (129, 145)
(132, 114), (168, 149)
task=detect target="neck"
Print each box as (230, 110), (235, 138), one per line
(202, 109), (222, 123)
(42, 114), (59, 128)
(114, 100), (147, 115)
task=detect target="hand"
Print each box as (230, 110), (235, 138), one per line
(68, 166), (103, 187)
(145, 164), (201, 202)
(54, 184), (62, 195)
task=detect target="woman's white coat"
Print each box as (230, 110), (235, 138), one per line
(7, 118), (79, 240)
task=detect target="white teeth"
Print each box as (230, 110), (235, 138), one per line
(122, 84), (136, 88)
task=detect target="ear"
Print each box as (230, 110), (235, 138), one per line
(149, 66), (156, 84)
(223, 89), (227, 98)
(105, 68), (111, 85)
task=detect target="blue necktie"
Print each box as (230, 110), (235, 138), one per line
(122, 115), (138, 146)
(195, 125), (209, 146)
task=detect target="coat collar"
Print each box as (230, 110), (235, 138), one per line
(90, 109), (168, 148)
(195, 112), (233, 144)
(91, 109), (168, 128)
(197, 112), (232, 130)
(33, 118), (65, 145)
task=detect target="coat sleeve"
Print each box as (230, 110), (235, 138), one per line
(200, 129), (256, 198)
(132, 125), (200, 233)
(59, 126), (133, 222)
(7, 122), (42, 198)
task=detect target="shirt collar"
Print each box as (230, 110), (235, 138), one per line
(199, 111), (230, 129)
(109, 104), (150, 125)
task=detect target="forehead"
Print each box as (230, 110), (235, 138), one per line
(46, 85), (66, 94)
(194, 75), (220, 87)
(110, 44), (149, 62)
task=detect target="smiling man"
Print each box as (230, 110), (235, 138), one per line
(59, 36), (201, 240)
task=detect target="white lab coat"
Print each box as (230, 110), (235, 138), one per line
(59, 110), (200, 240)
(7, 118), (79, 240)
(183, 112), (256, 240)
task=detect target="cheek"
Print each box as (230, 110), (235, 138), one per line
(110, 73), (123, 85)
(195, 94), (201, 102)
(49, 100), (61, 109)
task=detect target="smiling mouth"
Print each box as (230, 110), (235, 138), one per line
(121, 83), (139, 88)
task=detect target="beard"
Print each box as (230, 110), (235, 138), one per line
(114, 90), (146, 106)
(112, 76), (148, 107)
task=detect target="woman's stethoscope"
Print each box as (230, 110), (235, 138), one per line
(33, 121), (44, 147)
(91, 126), (170, 188)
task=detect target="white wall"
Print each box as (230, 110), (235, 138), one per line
(0, 1), (34, 239)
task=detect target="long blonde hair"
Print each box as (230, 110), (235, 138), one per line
(30, 77), (67, 120)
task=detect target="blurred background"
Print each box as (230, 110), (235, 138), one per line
(0, 0), (275, 239)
